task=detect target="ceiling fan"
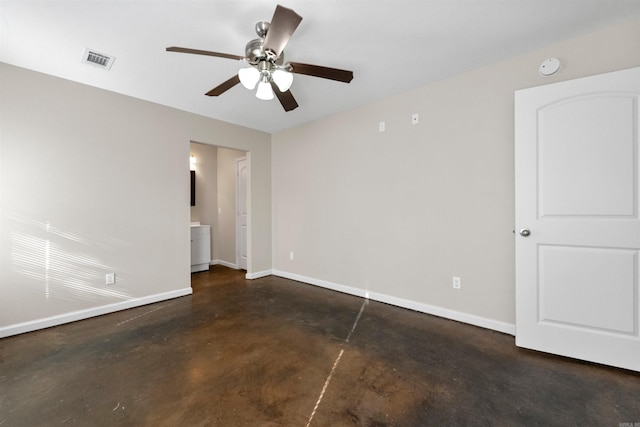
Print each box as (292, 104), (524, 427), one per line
(166, 4), (354, 112)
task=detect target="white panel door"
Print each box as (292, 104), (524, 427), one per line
(236, 157), (248, 270)
(515, 67), (640, 372)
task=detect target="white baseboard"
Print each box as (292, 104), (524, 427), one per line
(208, 260), (270, 279)
(272, 270), (516, 336)
(246, 269), (272, 280)
(0, 287), (193, 339)
(211, 259), (238, 269)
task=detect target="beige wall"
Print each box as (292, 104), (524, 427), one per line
(190, 142), (218, 224)
(189, 142), (218, 260)
(271, 18), (640, 330)
(0, 63), (271, 336)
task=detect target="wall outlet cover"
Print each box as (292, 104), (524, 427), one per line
(106, 273), (115, 285)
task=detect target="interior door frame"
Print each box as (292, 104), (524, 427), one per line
(188, 142), (251, 276)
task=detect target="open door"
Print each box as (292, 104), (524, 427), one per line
(515, 67), (640, 372)
(236, 157), (248, 271)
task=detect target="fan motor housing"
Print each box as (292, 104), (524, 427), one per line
(245, 39), (264, 65)
(245, 39), (285, 66)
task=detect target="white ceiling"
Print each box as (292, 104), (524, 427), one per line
(2, 0), (640, 134)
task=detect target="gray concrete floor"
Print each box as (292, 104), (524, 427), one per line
(1, 266), (639, 426)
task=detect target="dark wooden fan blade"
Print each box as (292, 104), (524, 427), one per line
(270, 81), (299, 111)
(289, 62), (354, 83)
(166, 46), (244, 61)
(262, 5), (302, 59)
(205, 75), (241, 96)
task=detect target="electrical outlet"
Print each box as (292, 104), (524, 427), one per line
(379, 121), (385, 132)
(289, 252), (294, 260)
(453, 276), (461, 289)
(106, 272), (115, 285)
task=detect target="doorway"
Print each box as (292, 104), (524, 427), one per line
(189, 142), (249, 272)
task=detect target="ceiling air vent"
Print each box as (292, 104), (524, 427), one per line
(82, 48), (115, 70)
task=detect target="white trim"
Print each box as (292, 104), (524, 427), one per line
(246, 269), (272, 280)
(212, 259), (239, 269)
(0, 287), (193, 339)
(272, 270), (516, 336)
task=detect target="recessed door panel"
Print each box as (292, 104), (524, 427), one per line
(538, 245), (637, 335)
(538, 95), (636, 218)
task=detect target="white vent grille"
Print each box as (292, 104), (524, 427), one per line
(82, 48), (115, 70)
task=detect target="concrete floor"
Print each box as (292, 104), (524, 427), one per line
(1, 266), (639, 426)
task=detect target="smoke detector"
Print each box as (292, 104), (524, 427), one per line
(539, 58), (561, 76)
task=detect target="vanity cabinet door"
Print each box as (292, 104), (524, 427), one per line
(190, 226), (211, 271)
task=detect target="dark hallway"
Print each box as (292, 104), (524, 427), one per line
(1, 266), (639, 426)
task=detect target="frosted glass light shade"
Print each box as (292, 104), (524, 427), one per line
(255, 80), (274, 100)
(238, 67), (260, 90)
(271, 69), (293, 92)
